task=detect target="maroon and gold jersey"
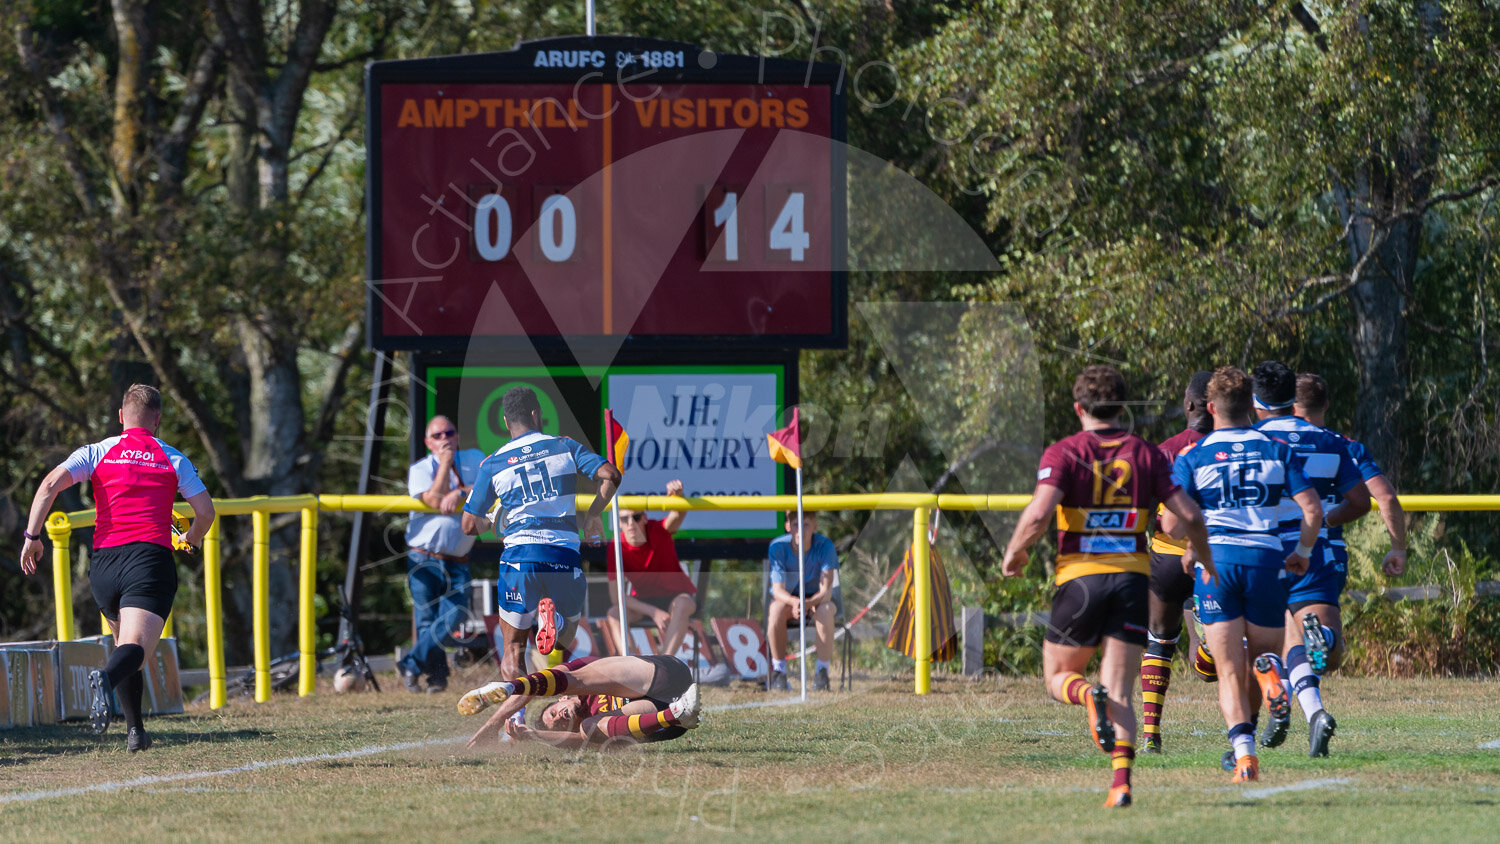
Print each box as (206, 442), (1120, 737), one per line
(586, 693), (631, 717)
(1151, 428), (1205, 554)
(1035, 427), (1179, 584)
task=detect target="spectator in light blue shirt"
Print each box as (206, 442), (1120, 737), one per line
(766, 510), (840, 692)
(398, 415), (485, 694)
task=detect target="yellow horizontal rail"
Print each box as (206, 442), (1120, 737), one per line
(44, 490), (1500, 708)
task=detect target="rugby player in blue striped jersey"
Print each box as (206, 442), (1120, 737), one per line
(1166, 366), (1323, 783)
(1253, 362), (1372, 757)
(462, 387), (621, 687)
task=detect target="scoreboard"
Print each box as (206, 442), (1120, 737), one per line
(366, 36), (847, 352)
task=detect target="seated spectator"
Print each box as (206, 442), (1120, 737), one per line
(606, 480), (729, 683)
(766, 510), (840, 692)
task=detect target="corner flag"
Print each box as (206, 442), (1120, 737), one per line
(604, 409), (629, 468)
(766, 407), (802, 468)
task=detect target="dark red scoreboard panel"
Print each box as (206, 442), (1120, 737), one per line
(367, 38), (846, 352)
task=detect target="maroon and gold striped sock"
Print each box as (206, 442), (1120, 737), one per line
(1111, 739), (1135, 788)
(1140, 643), (1174, 744)
(1060, 672), (1092, 706)
(600, 708), (681, 740)
(509, 669), (569, 697)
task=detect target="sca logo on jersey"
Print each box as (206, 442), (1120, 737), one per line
(1214, 451), (1229, 460)
(1084, 510), (1139, 530)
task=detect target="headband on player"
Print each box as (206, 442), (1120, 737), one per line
(1253, 395), (1294, 411)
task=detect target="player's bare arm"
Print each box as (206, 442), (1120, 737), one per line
(19, 465), (76, 574)
(1163, 489), (1216, 584)
(1368, 474), (1409, 576)
(1324, 480), (1372, 528)
(461, 510), (493, 536)
(1285, 487), (1324, 576)
(180, 489), (217, 547)
(1002, 484), (1064, 576)
(581, 462), (623, 544)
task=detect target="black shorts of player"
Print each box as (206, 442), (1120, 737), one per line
(1044, 571), (1148, 648)
(90, 541), (178, 621)
(1149, 551), (1196, 612)
(638, 653), (694, 704)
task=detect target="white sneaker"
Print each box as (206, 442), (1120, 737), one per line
(456, 681), (511, 716)
(700, 662), (733, 686)
(669, 683), (702, 729)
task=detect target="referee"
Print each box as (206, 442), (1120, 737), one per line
(20, 384), (215, 752)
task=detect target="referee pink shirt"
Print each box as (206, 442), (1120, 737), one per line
(60, 427), (207, 549)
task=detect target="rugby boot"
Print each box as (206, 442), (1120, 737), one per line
(1309, 709), (1337, 757)
(457, 681), (512, 716)
(1103, 785), (1132, 808)
(1220, 749), (1236, 772)
(127, 727), (153, 753)
(535, 597), (562, 655)
(668, 684), (702, 729)
(1303, 613), (1332, 674)
(1141, 734), (1162, 755)
(87, 669), (111, 736)
(1232, 754), (1259, 783)
(1085, 685), (1116, 754)
(1253, 654), (1291, 748)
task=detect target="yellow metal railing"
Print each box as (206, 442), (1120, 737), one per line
(44, 492), (1487, 706)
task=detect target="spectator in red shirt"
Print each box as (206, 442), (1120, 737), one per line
(605, 480), (697, 658)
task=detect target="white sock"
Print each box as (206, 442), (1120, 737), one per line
(1289, 662), (1324, 722)
(1232, 733), (1256, 760)
(816, 660), (830, 672)
(772, 659), (787, 672)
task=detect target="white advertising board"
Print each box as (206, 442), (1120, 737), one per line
(605, 368), (783, 536)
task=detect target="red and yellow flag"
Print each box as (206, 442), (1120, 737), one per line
(603, 409), (629, 468)
(766, 406), (802, 469)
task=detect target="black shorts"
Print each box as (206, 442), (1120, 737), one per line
(638, 653), (693, 705)
(1045, 572), (1148, 648)
(1149, 551), (1196, 611)
(90, 541), (177, 621)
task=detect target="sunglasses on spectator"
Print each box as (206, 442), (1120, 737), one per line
(428, 429), (457, 439)
(619, 513), (646, 523)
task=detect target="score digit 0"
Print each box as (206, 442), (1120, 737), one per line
(471, 188), (579, 264)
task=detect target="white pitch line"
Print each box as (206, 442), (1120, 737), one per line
(1240, 777), (1352, 799)
(708, 697), (817, 712)
(1479, 739), (1500, 749)
(0, 736), (466, 806)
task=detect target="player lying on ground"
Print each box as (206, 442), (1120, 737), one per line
(459, 654), (702, 748)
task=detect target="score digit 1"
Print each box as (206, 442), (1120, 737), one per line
(702, 184), (743, 263)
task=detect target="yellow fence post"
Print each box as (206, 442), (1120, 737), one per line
(252, 506), (271, 703)
(46, 514), (74, 641)
(299, 506), (318, 697)
(914, 506), (932, 695)
(204, 517), (227, 709)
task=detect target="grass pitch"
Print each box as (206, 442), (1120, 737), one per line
(1, 672), (1497, 841)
